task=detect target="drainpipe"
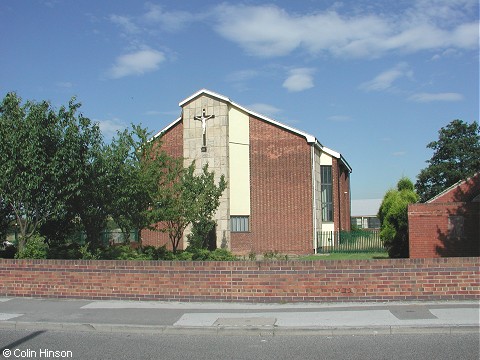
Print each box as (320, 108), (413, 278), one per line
(311, 144), (317, 254)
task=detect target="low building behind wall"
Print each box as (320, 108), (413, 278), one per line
(409, 173), (480, 258)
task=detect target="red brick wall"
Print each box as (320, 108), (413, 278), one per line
(230, 116), (313, 255)
(408, 202), (480, 258)
(1, 258), (478, 302)
(142, 121), (184, 250)
(156, 120), (183, 159)
(332, 159), (351, 231)
(430, 173), (480, 203)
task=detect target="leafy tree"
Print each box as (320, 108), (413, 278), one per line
(187, 218), (217, 250)
(105, 125), (172, 243)
(378, 177), (419, 258)
(0, 93), (71, 249)
(416, 120), (480, 202)
(149, 161), (227, 253)
(0, 199), (13, 242)
(0, 92), (107, 251)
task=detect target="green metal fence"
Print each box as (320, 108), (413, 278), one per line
(316, 230), (384, 253)
(72, 229), (139, 246)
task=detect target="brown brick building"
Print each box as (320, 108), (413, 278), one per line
(408, 172), (480, 258)
(142, 89), (351, 255)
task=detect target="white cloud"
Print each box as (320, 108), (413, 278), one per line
(108, 49), (165, 79)
(247, 103), (282, 117)
(360, 63), (412, 91)
(212, 3), (478, 58)
(143, 3), (198, 32)
(408, 92), (464, 102)
(109, 14), (139, 34)
(283, 68), (315, 92)
(96, 118), (127, 139)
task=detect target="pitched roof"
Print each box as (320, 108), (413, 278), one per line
(153, 89), (352, 172)
(351, 199), (382, 217)
(426, 172), (480, 203)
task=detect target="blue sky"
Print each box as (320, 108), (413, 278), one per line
(1, 0), (478, 200)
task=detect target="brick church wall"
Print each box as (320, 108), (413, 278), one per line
(331, 159), (351, 232)
(230, 116), (313, 255)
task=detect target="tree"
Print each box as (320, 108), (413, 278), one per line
(0, 92), (106, 251)
(105, 125), (172, 243)
(149, 161), (227, 253)
(0, 199), (13, 242)
(378, 177), (419, 258)
(0, 93), (71, 249)
(415, 120), (480, 202)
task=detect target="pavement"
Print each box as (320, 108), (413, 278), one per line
(0, 297), (478, 336)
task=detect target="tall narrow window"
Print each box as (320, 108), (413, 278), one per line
(321, 165), (333, 222)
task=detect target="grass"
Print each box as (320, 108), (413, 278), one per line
(299, 252), (389, 261)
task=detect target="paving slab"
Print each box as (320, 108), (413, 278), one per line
(0, 297), (477, 335)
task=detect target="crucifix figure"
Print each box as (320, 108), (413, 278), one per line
(194, 108), (215, 152)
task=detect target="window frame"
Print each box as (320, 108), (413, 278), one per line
(320, 165), (333, 222)
(231, 215), (250, 233)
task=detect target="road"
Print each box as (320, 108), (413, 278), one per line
(1, 329), (478, 360)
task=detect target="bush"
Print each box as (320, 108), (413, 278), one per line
(48, 243), (82, 259)
(15, 234), (48, 259)
(100, 245), (146, 260)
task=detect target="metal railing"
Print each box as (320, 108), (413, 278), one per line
(72, 229), (139, 245)
(316, 230), (384, 253)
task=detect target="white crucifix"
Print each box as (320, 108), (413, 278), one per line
(194, 108), (215, 151)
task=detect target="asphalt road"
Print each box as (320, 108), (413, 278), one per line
(1, 329), (478, 360)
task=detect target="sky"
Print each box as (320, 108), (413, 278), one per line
(1, 0), (478, 200)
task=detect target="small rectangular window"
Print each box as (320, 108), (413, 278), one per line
(231, 216), (249, 232)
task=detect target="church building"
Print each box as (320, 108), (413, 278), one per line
(142, 89), (352, 255)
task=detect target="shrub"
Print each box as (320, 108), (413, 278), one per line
(207, 248), (237, 261)
(48, 243), (82, 259)
(100, 245), (146, 260)
(79, 243), (101, 260)
(15, 234), (48, 259)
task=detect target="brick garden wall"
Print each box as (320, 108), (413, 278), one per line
(1, 257), (478, 302)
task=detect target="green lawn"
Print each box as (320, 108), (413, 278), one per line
(300, 252), (389, 261)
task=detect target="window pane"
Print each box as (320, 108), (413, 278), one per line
(231, 216), (249, 232)
(320, 165), (333, 222)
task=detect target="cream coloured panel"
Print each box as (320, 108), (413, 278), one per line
(319, 151), (333, 165)
(228, 106), (250, 215)
(229, 143), (250, 214)
(229, 107), (249, 145)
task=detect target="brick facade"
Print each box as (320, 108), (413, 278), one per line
(1, 257), (478, 302)
(332, 158), (351, 232)
(409, 173), (480, 258)
(141, 90), (351, 255)
(230, 116), (313, 255)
